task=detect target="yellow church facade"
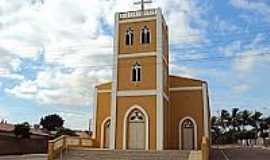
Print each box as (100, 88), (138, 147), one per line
(91, 8), (210, 151)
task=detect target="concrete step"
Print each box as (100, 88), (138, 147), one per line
(0, 154), (47, 160)
(59, 149), (192, 160)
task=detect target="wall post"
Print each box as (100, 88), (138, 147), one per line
(48, 142), (54, 160)
(201, 136), (209, 160)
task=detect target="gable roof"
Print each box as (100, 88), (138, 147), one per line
(96, 81), (112, 90)
(169, 75), (206, 88)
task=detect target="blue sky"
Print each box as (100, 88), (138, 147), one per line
(0, 0), (270, 130)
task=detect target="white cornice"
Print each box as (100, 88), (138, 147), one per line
(119, 17), (156, 23)
(118, 52), (156, 59)
(97, 89), (112, 93)
(169, 86), (202, 92)
(117, 90), (157, 97)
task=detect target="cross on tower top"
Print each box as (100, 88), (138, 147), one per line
(134, 0), (152, 12)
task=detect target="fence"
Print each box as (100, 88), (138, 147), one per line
(48, 135), (95, 160)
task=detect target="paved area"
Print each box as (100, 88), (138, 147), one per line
(0, 154), (47, 160)
(211, 147), (270, 160)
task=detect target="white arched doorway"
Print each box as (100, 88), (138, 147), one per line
(179, 117), (198, 150)
(101, 117), (111, 148)
(123, 105), (149, 150)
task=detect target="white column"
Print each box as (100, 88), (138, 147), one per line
(92, 88), (97, 139)
(202, 82), (210, 138)
(156, 8), (164, 150)
(110, 12), (119, 149)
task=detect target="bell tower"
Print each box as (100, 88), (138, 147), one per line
(110, 6), (169, 150)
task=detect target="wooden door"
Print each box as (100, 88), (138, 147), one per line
(181, 119), (194, 150)
(127, 109), (145, 150)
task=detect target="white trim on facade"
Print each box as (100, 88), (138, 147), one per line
(179, 116), (198, 150)
(169, 86), (202, 92)
(110, 12), (119, 149)
(117, 89), (157, 97)
(118, 52), (156, 59)
(101, 117), (111, 148)
(92, 88), (97, 139)
(156, 8), (164, 150)
(97, 89), (112, 93)
(163, 92), (169, 102)
(202, 83), (210, 138)
(122, 105), (149, 150)
(119, 17), (157, 23)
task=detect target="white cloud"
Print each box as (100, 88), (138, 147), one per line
(0, 73), (25, 80)
(233, 84), (250, 93)
(0, 62), (24, 80)
(5, 67), (111, 106)
(0, 107), (9, 120)
(233, 52), (255, 73)
(232, 34), (270, 74)
(230, 0), (270, 22)
(218, 41), (242, 56)
(154, 0), (207, 44)
(1, 0), (207, 107)
(170, 64), (199, 78)
(57, 111), (90, 130)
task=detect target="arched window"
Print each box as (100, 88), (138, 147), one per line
(125, 28), (134, 46)
(132, 62), (141, 82)
(141, 26), (150, 44)
(129, 109), (145, 122)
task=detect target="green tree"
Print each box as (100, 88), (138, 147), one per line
(14, 122), (31, 138)
(55, 127), (76, 137)
(250, 111), (262, 137)
(231, 108), (240, 131)
(211, 109), (267, 145)
(239, 110), (252, 131)
(40, 114), (64, 131)
(211, 116), (222, 144)
(220, 109), (230, 131)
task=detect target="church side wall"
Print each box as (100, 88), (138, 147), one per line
(115, 96), (157, 150)
(169, 90), (204, 150)
(96, 92), (111, 148)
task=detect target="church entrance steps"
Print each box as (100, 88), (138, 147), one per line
(57, 148), (201, 160)
(0, 154), (47, 160)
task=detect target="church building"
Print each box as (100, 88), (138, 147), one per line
(91, 7), (210, 151)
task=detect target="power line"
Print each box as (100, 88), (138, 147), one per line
(29, 51), (270, 71)
(1, 24), (270, 53)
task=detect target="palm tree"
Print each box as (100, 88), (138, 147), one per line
(239, 110), (252, 131)
(220, 109), (230, 131)
(211, 116), (222, 144)
(231, 108), (240, 131)
(250, 111), (263, 137)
